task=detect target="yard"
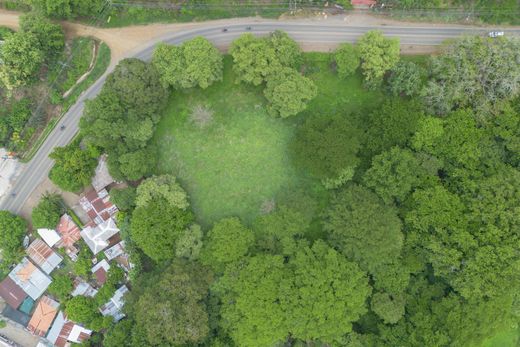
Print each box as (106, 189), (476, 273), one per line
(152, 53), (381, 227)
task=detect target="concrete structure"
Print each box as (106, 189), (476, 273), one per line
(91, 155), (115, 192)
(80, 218), (119, 255)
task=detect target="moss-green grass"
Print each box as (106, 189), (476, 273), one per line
(153, 53), (383, 227)
(481, 328), (519, 347)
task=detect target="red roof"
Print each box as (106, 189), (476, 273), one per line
(0, 277), (27, 309)
(94, 267), (107, 285)
(56, 214), (81, 249)
(351, 0), (376, 5)
(55, 321), (74, 347)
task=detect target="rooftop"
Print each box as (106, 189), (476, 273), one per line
(100, 285), (129, 322)
(91, 259), (110, 286)
(80, 218), (120, 255)
(56, 214), (81, 250)
(92, 154), (115, 192)
(37, 228), (61, 248)
(79, 188), (118, 226)
(0, 276), (27, 309)
(27, 295), (59, 337)
(26, 239), (63, 275)
(9, 258), (52, 300)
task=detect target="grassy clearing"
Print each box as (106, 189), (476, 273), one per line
(481, 328), (519, 347)
(153, 53), (380, 227)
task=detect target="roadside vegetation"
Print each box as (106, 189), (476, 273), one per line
(0, 13), (110, 161)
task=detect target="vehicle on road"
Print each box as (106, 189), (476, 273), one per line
(488, 31), (504, 38)
(60, 125), (66, 131)
(246, 26), (252, 31)
(222, 28), (228, 32)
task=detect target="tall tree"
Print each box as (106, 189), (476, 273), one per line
(290, 113), (361, 188)
(230, 31), (301, 85)
(357, 30), (400, 88)
(0, 211), (27, 272)
(264, 67), (317, 118)
(19, 13), (64, 61)
(132, 261), (213, 346)
(0, 32), (44, 89)
(31, 193), (65, 229)
(201, 217), (254, 271)
(152, 37), (223, 89)
(324, 185), (404, 285)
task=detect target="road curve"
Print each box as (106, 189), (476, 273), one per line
(2, 22), (519, 213)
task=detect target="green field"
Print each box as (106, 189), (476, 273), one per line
(153, 54), (382, 226)
(482, 328), (520, 347)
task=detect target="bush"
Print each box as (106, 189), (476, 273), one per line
(48, 274), (73, 301)
(334, 43), (360, 78)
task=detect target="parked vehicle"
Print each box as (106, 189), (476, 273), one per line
(488, 31), (505, 38)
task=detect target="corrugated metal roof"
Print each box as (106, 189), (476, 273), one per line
(9, 258), (52, 300)
(0, 276), (27, 309)
(27, 239), (63, 274)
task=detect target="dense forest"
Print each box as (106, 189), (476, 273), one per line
(55, 29), (520, 346)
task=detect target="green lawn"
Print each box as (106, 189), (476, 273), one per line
(153, 54), (382, 227)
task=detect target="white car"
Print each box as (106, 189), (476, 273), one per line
(488, 31), (505, 38)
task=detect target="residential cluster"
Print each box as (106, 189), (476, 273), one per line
(0, 157), (130, 347)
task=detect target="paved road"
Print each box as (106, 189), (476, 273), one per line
(2, 22), (520, 213)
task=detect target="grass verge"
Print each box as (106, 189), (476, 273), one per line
(21, 42), (110, 162)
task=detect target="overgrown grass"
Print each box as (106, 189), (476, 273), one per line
(48, 37), (95, 95)
(481, 328), (519, 347)
(21, 42), (111, 162)
(105, 1), (290, 27)
(153, 53), (381, 227)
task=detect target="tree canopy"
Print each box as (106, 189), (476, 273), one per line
(152, 37), (223, 89)
(357, 30), (400, 87)
(0, 212), (27, 272)
(230, 31), (301, 85)
(264, 67), (317, 118)
(31, 193), (65, 229)
(290, 113), (361, 188)
(334, 43), (360, 78)
(80, 58), (167, 180)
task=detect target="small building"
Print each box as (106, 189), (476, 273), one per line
(37, 228), (61, 248)
(27, 239), (63, 275)
(71, 278), (98, 298)
(100, 285), (129, 322)
(80, 218), (120, 255)
(9, 258), (52, 300)
(91, 259), (110, 286)
(104, 241), (125, 261)
(0, 276), (27, 309)
(92, 154), (115, 192)
(79, 188), (118, 226)
(56, 214), (82, 260)
(27, 295), (59, 337)
(46, 311), (92, 347)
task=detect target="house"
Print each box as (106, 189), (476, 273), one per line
(27, 239), (63, 275)
(46, 311), (92, 347)
(56, 214), (82, 260)
(104, 241), (125, 261)
(79, 188), (118, 225)
(80, 218), (120, 255)
(100, 285), (129, 322)
(9, 258), (52, 300)
(92, 154), (115, 192)
(71, 278), (98, 298)
(91, 259), (110, 286)
(27, 295), (59, 337)
(37, 229), (61, 248)
(0, 276), (27, 309)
